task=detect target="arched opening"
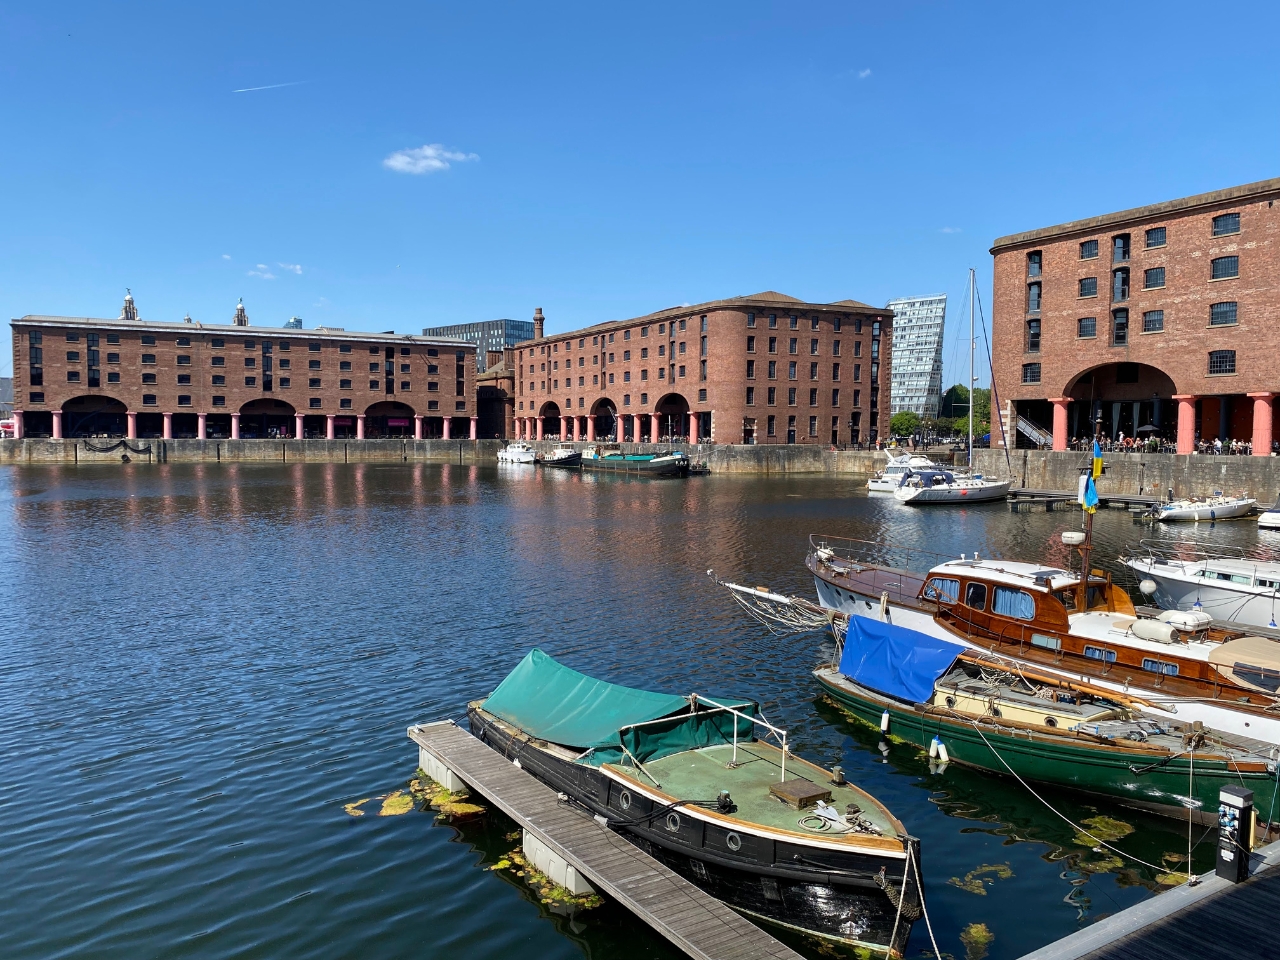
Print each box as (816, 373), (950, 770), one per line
(62, 395), (127, 438)
(590, 398), (617, 441)
(654, 393), (690, 442)
(539, 401), (562, 440)
(365, 400), (416, 438)
(1055, 363), (1179, 448)
(239, 398), (297, 439)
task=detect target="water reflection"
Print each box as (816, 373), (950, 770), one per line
(0, 464), (1272, 960)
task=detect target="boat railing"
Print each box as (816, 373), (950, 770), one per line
(1127, 538), (1249, 565)
(808, 533), (965, 578)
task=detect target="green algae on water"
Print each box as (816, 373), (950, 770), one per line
(947, 863), (1014, 895)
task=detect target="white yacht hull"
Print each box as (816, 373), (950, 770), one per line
(894, 479), (1010, 504)
(812, 574), (1280, 744)
(1125, 557), (1280, 629)
(1259, 511), (1280, 530)
(1156, 498), (1256, 522)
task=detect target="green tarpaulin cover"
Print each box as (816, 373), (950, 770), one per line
(481, 650), (761, 768)
(482, 649), (690, 750)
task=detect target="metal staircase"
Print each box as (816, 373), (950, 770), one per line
(1016, 415), (1053, 447)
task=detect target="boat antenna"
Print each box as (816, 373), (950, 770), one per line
(1077, 413), (1103, 609)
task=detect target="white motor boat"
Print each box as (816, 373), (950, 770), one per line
(1124, 541), (1280, 629)
(867, 454), (941, 492)
(893, 469), (1011, 504)
(496, 441), (537, 464)
(1153, 495), (1256, 522)
(1259, 507), (1280, 530)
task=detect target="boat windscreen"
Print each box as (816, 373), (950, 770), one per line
(482, 649), (690, 750)
(839, 616), (966, 703)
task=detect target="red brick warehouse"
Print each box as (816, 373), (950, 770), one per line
(510, 292), (894, 446)
(10, 294), (477, 440)
(990, 177), (1280, 455)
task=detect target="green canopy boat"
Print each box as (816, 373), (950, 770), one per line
(469, 649), (923, 957)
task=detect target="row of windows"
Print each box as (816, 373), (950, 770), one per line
(745, 387), (854, 407)
(529, 317), (706, 356)
(746, 361), (862, 380)
(518, 389), (712, 412)
(1028, 258), (1239, 312)
(752, 414), (846, 439)
(746, 336), (859, 357)
(745, 313), (858, 332)
(1021, 350), (1237, 384)
(1025, 301), (1242, 353)
(37, 329), (453, 358)
(1027, 215), (1241, 277)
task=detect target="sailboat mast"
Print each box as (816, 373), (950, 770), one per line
(968, 268), (975, 467)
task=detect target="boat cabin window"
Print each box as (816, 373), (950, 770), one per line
(1084, 645), (1117, 663)
(1055, 590), (1077, 611)
(923, 577), (959, 603)
(964, 582), (987, 611)
(1141, 658), (1178, 677)
(1233, 662), (1280, 692)
(1207, 570), (1253, 585)
(1258, 578), (1280, 590)
(992, 586), (1036, 620)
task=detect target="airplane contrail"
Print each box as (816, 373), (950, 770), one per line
(233, 81), (307, 93)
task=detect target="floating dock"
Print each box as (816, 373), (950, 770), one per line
(408, 720), (803, 960)
(1006, 488), (1159, 513)
(1017, 840), (1280, 960)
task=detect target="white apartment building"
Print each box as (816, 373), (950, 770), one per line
(886, 294), (946, 420)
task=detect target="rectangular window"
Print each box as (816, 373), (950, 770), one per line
(1026, 319), (1041, 352)
(767, 360), (777, 379)
(245, 357), (256, 368)
(1112, 310), (1129, 345)
(853, 363), (861, 381)
(810, 316), (819, 331)
(211, 356), (225, 367)
(789, 315), (798, 330)
(746, 387), (755, 405)
(1027, 282), (1041, 312)
(212, 374), (226, 385)
(640, 370), (648, 381)
(1083, 645), (1117, 663)
(107, 371), (120, 383)
(1210, 301), (1238, 326)
(831, 388), (840, 406)
(1112, 268), (1129, 301)
(810, 362), (818, 380)
(767, 414), (776, 436)
(177, 354), (191, 365)
(1145, 227), (1166, 248)
(747, 312), (755, 327)
(106, 334), (119, 345)
(1080, 239), (1099, 259)
(141, 335), (155, 346)
(278, 377), (290, 388)
(1113, 234), (1130, 262)
(308, 341), (321, 352)
(1142, 310), (1164, 333)
(309, 397), (322, 408)
(1209, 350), (1236, 375)
(340, 398), (352, 409)
(853, 341), (861, 357)
(700, 360), (706, 380)
(1141, 658), (1179, 676)
(810, 338), (819, 355)
(142, 353), (156, 364)
(788, 361), (797, 380)
(1211, 256), (1239, 280)
(339, 361), (352, 371)
(787, 387), (797, 406)
(768, 337), (777, 354)
(142, 394), (157, 406)
(1021, 363), (1041, 384)
(66, 370), (80, 382)
(700, 336), (707, 357)
(177, 394), (191, 407)
(66, 350), (80, 362)
(1027, 251), (1042, 277)
(1078, 316), (1097, 338)
(1144, 267), (1165, 289)
(402, 381), (412, 391)
(641, 392), (649, 404)
(177, 373), (191, 385)
(746, 335), (756, 353)
(309, 359), (321, 370)
(245, 376), (257, 386)
(64, 332), (80, 343)
(212, 395), (225, 407)
(639, 348), (648, 360)
(768, 314), (777, 328)
(832, 362), (840, 380)
(788, 338), (797, 354)
(746, 360), (755, 379)
(809, 388), (818, 406)
(309, 378), (321, 388)
(767, 386), (776, 405)
(808, 415), (817, 437)
(28, 392), (43, 403)
(1212, 212), (1240, 236)
(211, 338), (224, 348)
(339, 343), (352, 353)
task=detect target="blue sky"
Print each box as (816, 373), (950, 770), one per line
(3, 2), (1278, 387)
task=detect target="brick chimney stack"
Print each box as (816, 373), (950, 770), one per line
(533, 307), (544, 340)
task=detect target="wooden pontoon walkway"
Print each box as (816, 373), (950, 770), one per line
(1017, 841), (1280, 960)
(408, 721), (803, 960)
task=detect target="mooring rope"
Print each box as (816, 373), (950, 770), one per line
(82, 439), (153, 455)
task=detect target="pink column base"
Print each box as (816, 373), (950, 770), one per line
(295, 413), (304, 439)
(470, 416), (478, 440)
(1050, 398), (1069, 451)
(13, 411), (23, 440)
(198, 413), (208, 440)
(51, 410), (63, 439)
(650, 413), (659, 443)
(1174, 395), (1197, 454)
(162, 412), (173, 440)
(586, 415), (596, 441)
(414, 416), (424, 440)
(326, 415), (335, 440)
(1250, 393), (1275, 456)
(442, 418), (451, 440)
(356, 416), (365, 440)
(127, 412), (138, 440)
(230, 414), (240, 440)
(690, 414), (699, 444)
(536, 417), (544, 441)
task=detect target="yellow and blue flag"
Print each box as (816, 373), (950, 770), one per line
(1091, 440), (1103, 480)
(1082, 475), (1099, 514)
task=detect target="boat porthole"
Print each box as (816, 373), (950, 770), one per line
(726, 832), (743, 852)
(619, 790), (632, 810)
(990, 706), (1002, 718)
(945, 696), (957, 709)
(666, 812), (681, 833)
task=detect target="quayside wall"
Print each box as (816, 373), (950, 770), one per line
(975, 449), (1280, 504)
(0, 438), (918, 475)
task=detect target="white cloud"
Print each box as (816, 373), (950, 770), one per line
(939, 227), (962, 234)
(221, 254), (231, 260)
(278, 262), (303, 274)
(383, 143), (479, 175)
(248, 264), (276, 280)
(857, 68), (872, 79)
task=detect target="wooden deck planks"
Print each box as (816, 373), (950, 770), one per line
(1018, 841), (1280, 960)
(410, 721), (805, 960)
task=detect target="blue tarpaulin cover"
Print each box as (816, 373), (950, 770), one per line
(838, 616), (966, 704)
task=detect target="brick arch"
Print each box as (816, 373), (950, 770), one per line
(1059, 362), (1179, 403)
(61, 394), (128, 438)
